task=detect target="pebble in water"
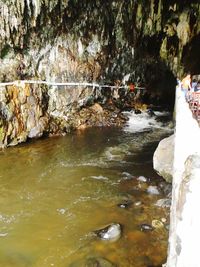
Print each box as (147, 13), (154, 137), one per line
(137, 176), (148, 182)
(135, 109), (142, 114)
(69, 257), (116, 267)
(140, 224), (154, 232)
(152, 220), (164, 229)
(147, 109), (155, 117)
(155, 198), (171, 208)
(134, 201), (142, 206)
(147, 185), (160, 195)
(158, 181), (172, 196)
(122, 172), (134, 180)
(94, 223), (122, 242)
(117, 200), (133, 209)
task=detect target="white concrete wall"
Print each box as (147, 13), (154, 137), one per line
(166, 87), (200, 267)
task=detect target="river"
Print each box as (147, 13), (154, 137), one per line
(0, 111), (173, 267)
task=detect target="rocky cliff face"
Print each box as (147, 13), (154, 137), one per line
(1, 1), (200, 85)
(0, 0), (200, 147)
(0, 82), (130, 147)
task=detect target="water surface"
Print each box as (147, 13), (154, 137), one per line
(0, 111), (172, 267)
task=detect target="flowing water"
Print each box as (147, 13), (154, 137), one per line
(0, 111), (173, 267)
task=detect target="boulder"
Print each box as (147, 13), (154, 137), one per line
(153, 134), (174, 183)
(94, 223), (122, 242)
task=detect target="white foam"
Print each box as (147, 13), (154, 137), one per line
(124, 111), (171, 133)
(90, 175), (108, 180)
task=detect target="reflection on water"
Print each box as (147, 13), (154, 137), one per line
(0, 111), (173, 267)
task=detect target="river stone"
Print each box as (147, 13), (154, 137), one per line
(117, 200), (133, 209)
(153, 134), (174, 183)
(147, 109), (155, 117)
(122, 172), (134, 180)
(155, 198), (171, 208)
(69, 257), (116, 267)
(94, 223), (122, 242)
(151, 219), (164, 229)
(158, 181), (172, 196)
(140, 224), (154, 232)
(137, 176), (147, 182)
(147, 185), (160, 195)
(135, 109), (142, 114)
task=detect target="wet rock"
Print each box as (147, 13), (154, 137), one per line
(147, 109), (155, 117)
(85, 257), (116, 267)
(140, 224), (154, 232)
(117, 200), (133, 209)
(134, 201), (142, 206)
(137, 182), (148, 191)
(158, 181), (172, 196)
(121, 172), (134, 180)
(153, 135), (174, 183)
(165, 225), (170, 231)
(155, 198), (171, 208)
(147, 185), (160, 195)
(151, 219), (164, 229)
(137, 176), (148, 182)
(94, 223), (122, 242)
(69, 257), (116, 267)
(134, 109), (142, 114)
(122, 107), (133, 112)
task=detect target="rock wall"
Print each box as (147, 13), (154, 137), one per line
(0, 1), (200, 93)
(0, 82), (129, 148)
(0, 0), (200, 147)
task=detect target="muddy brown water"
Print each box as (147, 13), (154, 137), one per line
(0, 112), (172, 267)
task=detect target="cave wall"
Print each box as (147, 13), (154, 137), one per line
(0, 0), (200, 147)
(0, 0), (200, 85)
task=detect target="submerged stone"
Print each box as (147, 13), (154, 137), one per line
(147, 185), (160, 195)
(69, 257), (116, 267)
(117, 200), (133, 209)
(151, 220), (164, 229)
(155, 198), (171, 208)
(134, 109), (142, 114)
(121, 172), (134, 180)
(94, 223), (122, 242)
(147, 109), (155, 117)
(158, 181), (172, 196)
(140, 224), (154, 232)
(137, 175), (148, 182)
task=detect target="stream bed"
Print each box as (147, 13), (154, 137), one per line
(0, 111), (173, 267)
